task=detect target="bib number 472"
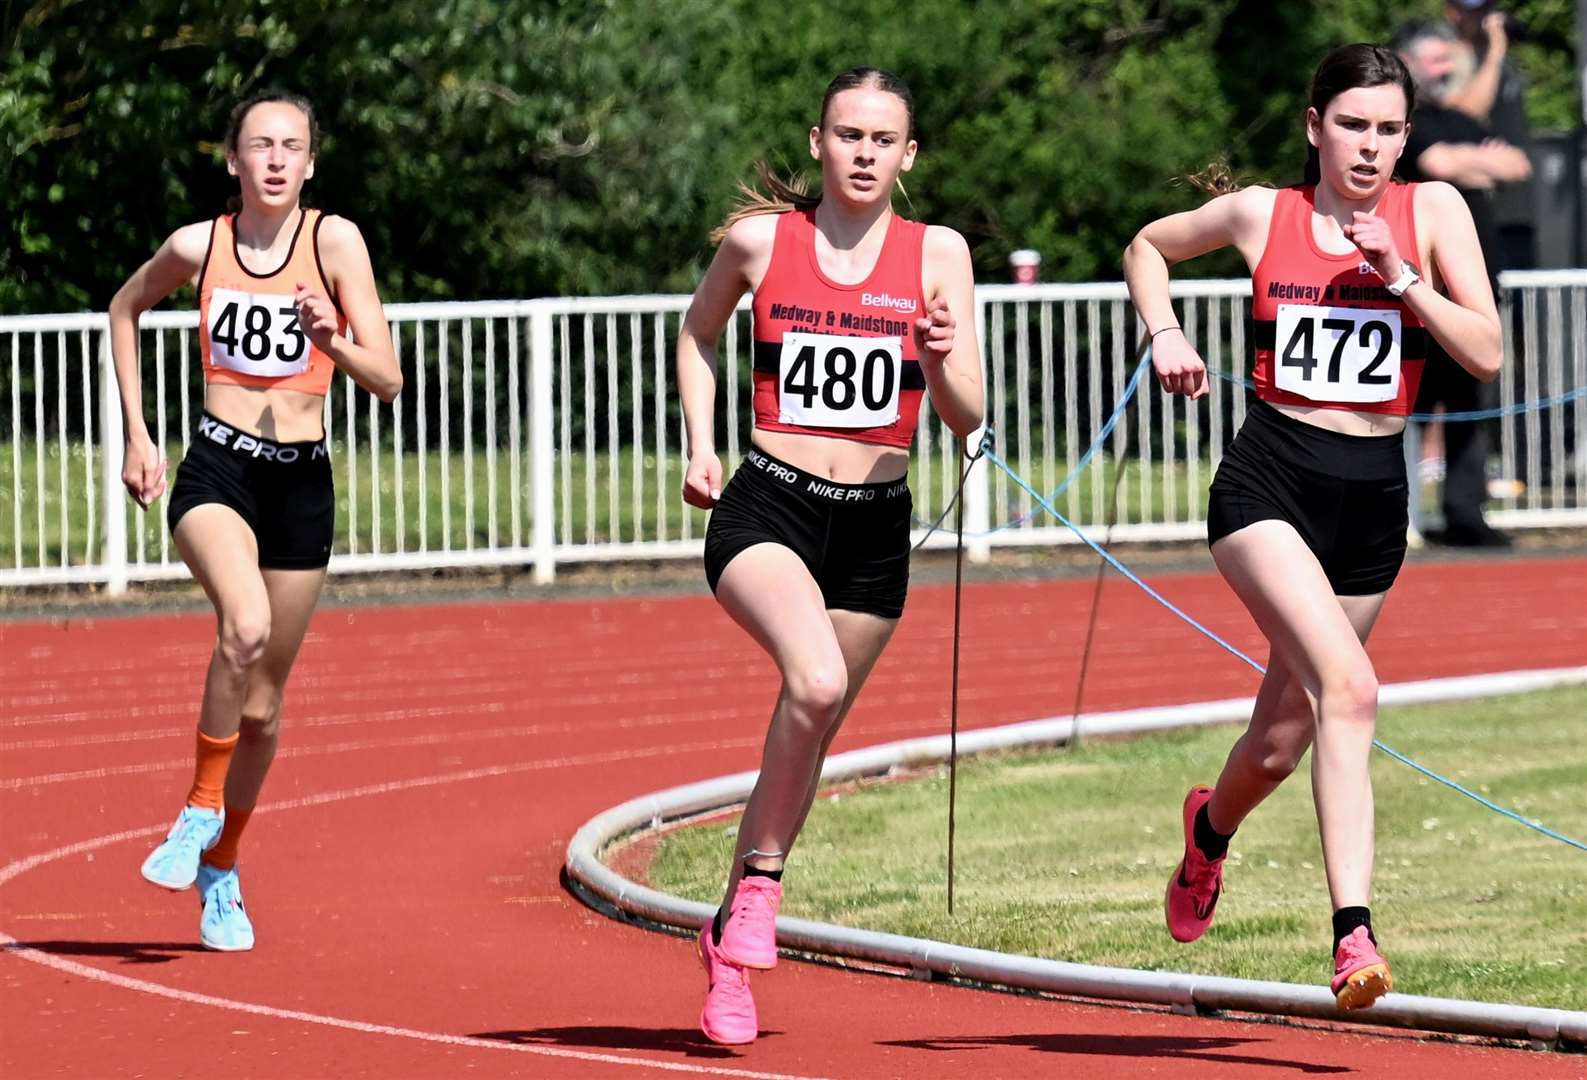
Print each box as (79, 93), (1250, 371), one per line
(1273, 304), (1401, 404)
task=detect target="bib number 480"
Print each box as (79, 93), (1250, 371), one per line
(1273, 304), (1401, 404)
(778, 332), (901, 428)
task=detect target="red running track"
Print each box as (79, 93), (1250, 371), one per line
(3, 556), (1585, 1079)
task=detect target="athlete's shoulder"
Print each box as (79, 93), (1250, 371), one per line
(1224, 184), (1280, 223)
(1409, 179), (1463, 212)
(718, 211), (782, 262)
(921, 223), (971, 261)
(164, 220), (217, 268)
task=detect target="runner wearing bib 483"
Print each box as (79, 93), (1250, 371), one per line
(676, 68), (983, 1047)
(1123, 44), (1501, 1013)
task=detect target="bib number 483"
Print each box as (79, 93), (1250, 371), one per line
(207, 287), (311, 378)
(1273, 303), (1401, 404)
(778, 332), (901, 428)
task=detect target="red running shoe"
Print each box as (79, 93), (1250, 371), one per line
(1164, 786), (1226, 943)
(717, 876), (782, 970)
(698, 925), (757, 1045)
(1331, 926), (1394, 1010)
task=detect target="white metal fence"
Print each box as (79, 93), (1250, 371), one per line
(2, 271), (1583, 592)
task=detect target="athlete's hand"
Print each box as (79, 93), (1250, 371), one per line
(683, 451), (723, 510)
(294, 282), (339, 351)
(1151, 329), (1208, 399)
(1341, 212), (1404, 285)
(121, 432), (167, 510)
(1482, 11), (1509, 57)
(914, 295), (955, 365)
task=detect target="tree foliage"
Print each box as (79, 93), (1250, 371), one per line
(1, 0), (1576, 313)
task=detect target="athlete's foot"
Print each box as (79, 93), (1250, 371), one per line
(717, 876), (782, 970)
(140, 806), (223, 891)
(698, 925), (757, 1045)
(1331, 926), (1392, 1010)
(197, 862), (255, 952)
(1165, 786), (1226, 943)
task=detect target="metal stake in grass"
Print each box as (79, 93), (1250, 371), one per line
(1069, 403), (1132, 752)
(946, 433), (987, 917)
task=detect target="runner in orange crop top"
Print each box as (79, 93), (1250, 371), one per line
(675, 67), (983, 1046)
(107, 91), (401, 954)
(1122, 45), (1501, 1011)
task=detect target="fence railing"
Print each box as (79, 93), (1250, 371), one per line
(3, 271), (1582, 591)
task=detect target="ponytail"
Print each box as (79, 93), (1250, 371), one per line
(708, 161), (820, 245)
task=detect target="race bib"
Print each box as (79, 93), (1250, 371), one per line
(1273, 304), (1400, 404)
(207, 288), (311, 377)
(777, 332), (901, 428)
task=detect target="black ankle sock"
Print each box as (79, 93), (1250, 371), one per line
(1332, 906), (1374, 952)
(711, 907), (725, 945)
(743, 864), (783, 882)
(1192, 802), (1234, 860)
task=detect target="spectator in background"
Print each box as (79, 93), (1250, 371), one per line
(1009, 249), (1042, 284)
(1443, 0), (1535, 272)
(1394, 18), (1527, 546)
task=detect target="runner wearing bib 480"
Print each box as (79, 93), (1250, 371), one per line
(676, 68), (983, 1047)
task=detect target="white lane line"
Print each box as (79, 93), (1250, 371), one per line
(0, 743), (829, 1080)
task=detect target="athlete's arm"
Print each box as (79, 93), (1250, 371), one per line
(108, 221), (210, 508)
(304, 216), (401, 403)
(1124, 186), (1274, 398)
(1344, 182), (1501, 382)
(917, 225), (983, 439)
(676, 214), (775, 508)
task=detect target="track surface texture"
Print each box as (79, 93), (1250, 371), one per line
(4, 555), (1585, 1079)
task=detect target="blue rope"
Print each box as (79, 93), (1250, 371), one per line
(1204, 366), (1587, 422)
(982, 444), (1587, 853)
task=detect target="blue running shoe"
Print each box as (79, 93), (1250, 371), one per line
(197, 862), (255, 952)
(140, 806), (223, 891)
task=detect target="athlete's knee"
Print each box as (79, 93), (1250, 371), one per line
(1321, 662), (1378, 723)
(1246, 733), (1308, 783)
(238, 691), (283, 742)
(218, 610), (271, 673)
(783, 663), (848, 731)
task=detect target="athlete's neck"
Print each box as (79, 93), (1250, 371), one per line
(1311, 180), (1386, 233)
(233, 203), (303, 253)
(812, 199), (893, 252)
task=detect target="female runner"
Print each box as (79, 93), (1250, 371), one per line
(110, 91), (401, 951)
(677, 67), (984, 1043)
(1124, 44), (1500, 1009)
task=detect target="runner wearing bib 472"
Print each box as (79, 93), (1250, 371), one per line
(1252, 183), (1426, 416)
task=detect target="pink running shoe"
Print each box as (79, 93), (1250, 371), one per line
(1331, 926), (1393, 1010)
(1164, 785), (1226, 943)
(698, 925), (757, 1045)
(717, 876), (782, 970)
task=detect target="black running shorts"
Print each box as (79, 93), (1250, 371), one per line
(703, 446), (912, 619)
(167, 412), (335, 570)
(1207, 400), (1408, 596)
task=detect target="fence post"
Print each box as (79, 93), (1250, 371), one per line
(965, 289), (992, 561)
(98, 327), (128, 595)
(528, 302), (556, 583)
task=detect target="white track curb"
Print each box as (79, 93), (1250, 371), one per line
(566, 667), (1587, 1050)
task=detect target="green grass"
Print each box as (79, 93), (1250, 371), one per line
(648, 687), (1587, 1010)
(1, 437), (1211, 569)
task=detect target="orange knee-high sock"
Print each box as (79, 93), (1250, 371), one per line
(186, 731), (239, 811)
(202, 807), (253, 871)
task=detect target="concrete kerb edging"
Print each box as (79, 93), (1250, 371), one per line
(566, 666), (1587, 1050)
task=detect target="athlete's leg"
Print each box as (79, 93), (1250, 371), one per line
(1205, 591), (1388, 835)
(1210, 520), (1383, 910)
(174, 505), (272, 742)
(222, 567), (326, 812)
(713, 543), (852, 906)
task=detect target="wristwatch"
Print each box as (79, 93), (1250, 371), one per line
(1385, 261), (1421, 297)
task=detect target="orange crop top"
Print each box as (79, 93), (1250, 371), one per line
(198, 208), (345, 397)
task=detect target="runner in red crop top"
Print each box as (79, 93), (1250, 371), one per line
(107, 92), (401, 955)
(1123, 45), (1501, 1012)
(675, 67), (983, 1046)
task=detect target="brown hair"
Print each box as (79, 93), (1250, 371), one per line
(1184, 43), (1414, 196)
(224, 90), (320, 158)
(709, 67), (914, 244)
